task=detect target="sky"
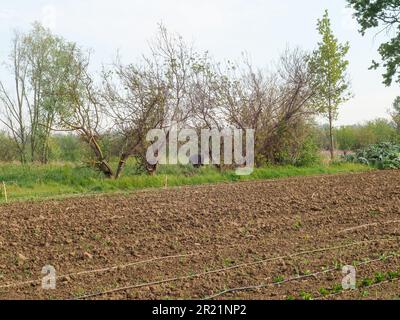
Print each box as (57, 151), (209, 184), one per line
(0, 0), (398, 126)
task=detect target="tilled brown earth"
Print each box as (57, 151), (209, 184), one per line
(0, 170), (399, 300)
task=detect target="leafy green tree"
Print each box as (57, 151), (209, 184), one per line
(348, 0), (400, 86)
(50, 134), (90, 162)
(0, 22), (82, 164)
(365, 118), (397, 142)
(335, 119), (397, 151)
(309, 10), (352, 160)
(23, 22), (79, 163)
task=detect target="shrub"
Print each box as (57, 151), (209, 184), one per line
(344, 142), (400, 169)
(276, 136), (321, 167)
(0, 132), (18, 162)
(50, 134), (90, 162)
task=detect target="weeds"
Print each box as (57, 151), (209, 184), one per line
(292, 218), (303, 231)
(273, 276), (285, 284)
(313, 268), (400, 299)
(300, 291), (313, 300)
(223, 258), (236, 267)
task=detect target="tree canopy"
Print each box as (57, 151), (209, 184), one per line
(309, 10), (351, 159)
(348, 0), (400, 86)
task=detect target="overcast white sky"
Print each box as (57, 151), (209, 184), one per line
(0, 0), (398, 126)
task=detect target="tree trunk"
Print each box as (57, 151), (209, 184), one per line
(328, 110), (334, 161)
(115, 153), (129, 179)
(97, 160), (114, 179)
(39, 135), (49, 164)
(83, 133), (115, 178)
(20, 151), (26, 164)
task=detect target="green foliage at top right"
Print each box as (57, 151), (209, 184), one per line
(348, 0), (400, 86)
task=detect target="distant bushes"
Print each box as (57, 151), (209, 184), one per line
(1, 117), (399, 172)
(0, 132), (19, 162)
(275, 136), (321, 167)
(313, 119), (398, 152)
(343, 142), (400, 169)
(0, 133), (92, 164)
(337, 119), (398, 151)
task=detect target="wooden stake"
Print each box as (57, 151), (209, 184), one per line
(2, 181), (8, 203)
(165, 175), (168, 188)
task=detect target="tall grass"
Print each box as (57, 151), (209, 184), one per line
(0, 162), (372, 203)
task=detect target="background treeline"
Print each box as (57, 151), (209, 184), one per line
(0, 23), (321, 176)
(316, 118), (399, 153)
(0, 20), (399, 178)
(1, 117), (398, 164)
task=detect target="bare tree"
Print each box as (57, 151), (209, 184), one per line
(102, 59), (168, 177)
(53, 49), (114, 177)
(217, 49), (318, 165)
(102, 25), (197, 177)
(0, 32), (29, 163)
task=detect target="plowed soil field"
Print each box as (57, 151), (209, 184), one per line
(0, 170), (399, 300)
